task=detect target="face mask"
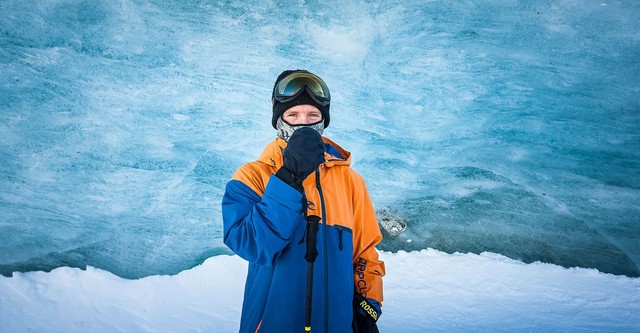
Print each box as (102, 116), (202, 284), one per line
(276, 117), (325, 141)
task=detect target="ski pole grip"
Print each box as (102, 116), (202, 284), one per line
(305, 215), (320, 263)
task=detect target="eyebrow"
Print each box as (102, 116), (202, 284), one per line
(284, 111), (321, 116)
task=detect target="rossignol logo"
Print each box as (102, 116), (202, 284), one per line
(355, 257), (368, 295)
(358, 299), (378, 321)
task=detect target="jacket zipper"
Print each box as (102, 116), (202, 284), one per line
(314, 169), (329, 333)
(333, 226), (348, 251)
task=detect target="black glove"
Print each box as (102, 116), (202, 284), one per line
(352, 293), (380, 333)
(276, 127), (325, 191)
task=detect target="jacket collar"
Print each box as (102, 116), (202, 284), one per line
(257, 137), (352, 169)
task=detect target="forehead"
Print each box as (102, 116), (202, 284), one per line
(283, 104), (321, 114)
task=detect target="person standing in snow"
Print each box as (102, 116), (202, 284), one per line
(222, 69), (385, 333)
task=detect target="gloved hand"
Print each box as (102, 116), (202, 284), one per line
(275, 127), (325, 191)
(352, 293), (380, 333)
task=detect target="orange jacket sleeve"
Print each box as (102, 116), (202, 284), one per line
(352, 174), (385, 305)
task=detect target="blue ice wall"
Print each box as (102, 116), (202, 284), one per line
(1, 0), (639, 278)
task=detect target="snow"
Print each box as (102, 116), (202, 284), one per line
(1, 250), (638, 332)
(1, 0), (639, 331)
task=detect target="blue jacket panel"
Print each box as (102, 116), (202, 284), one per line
(223, 176), (355, 333)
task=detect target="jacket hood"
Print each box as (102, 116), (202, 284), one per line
(257, 137), (352, 169)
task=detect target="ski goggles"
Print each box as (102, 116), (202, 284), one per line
(273, 72), (331, 106)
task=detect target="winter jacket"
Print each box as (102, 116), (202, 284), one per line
(222, 136), (385, 333)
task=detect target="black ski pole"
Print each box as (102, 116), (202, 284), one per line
(304, 215), (321, 332)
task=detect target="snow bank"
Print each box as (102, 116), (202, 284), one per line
(1, 250), (638, 332)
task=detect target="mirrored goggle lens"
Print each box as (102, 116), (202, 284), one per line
(275, 73), (330, 100)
